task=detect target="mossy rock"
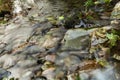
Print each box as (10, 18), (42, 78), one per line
(111, 1), (120, 19)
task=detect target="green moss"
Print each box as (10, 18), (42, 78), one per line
(84, 0), (94, 8)
(75, 75), (81, 80)
(0, 0), (3, 5)
(0, 20), (7, 24)
(95, 0), (112, 4)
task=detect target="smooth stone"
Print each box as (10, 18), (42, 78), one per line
(16, 59), (37, 68)
(21, 71), (34, 80)
(8, 67), (23, 79)
(42, 68), (55, 80)
(61, 29), (95, 51)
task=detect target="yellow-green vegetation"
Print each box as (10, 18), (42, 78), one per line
(0, 20), (7, 24)
(106, 30), (120, 47)
(94, 0), (112, 4)
(84, 0), (94, 8)
(75, 74), (81, 80)
(58, 16), (64, 21)
(98, 59), (109, 67)
(83, 0), (112, 20)
(84, 0), (112, 8)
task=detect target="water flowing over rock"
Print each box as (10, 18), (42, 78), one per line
(0, 0), (120, 80)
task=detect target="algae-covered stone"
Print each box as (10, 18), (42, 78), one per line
(111, 1), (120, 19)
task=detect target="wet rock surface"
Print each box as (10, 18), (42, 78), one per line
(111, 1), (120, 19)
(0, 0), (120, 80)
